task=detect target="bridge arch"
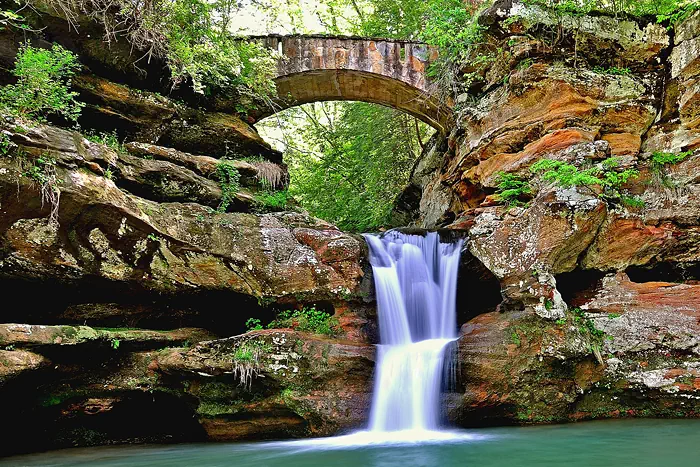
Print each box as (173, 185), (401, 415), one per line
(251, 35), (453, 133)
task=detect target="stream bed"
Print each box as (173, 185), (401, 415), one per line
(3, 419), (699, 467)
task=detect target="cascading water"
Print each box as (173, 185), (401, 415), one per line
(363, 231), (462, 434)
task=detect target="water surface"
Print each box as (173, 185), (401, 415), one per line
(4, 419), (699, 467)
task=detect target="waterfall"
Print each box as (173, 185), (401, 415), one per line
(364, 231), (462, 433)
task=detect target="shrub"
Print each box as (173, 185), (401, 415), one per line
(0, 43), (84, 122)
(531, 158), (637, 190)
(530, 157), (639, 201)
(268, 307), (341, 337)
(245, 318), (263, 332)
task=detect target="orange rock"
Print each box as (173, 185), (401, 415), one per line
(602, 133), (642, 156)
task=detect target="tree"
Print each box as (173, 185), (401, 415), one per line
(259, 102), (432, 232)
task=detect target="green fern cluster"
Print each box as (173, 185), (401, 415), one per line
(651, 150), (692, 170)
(494, 172), (532, 207)
(530, 158), (639, 198)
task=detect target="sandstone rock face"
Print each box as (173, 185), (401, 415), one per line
(71, 75), (282, 161)
(0, 119), (373, 455)
(0, 30), (281, 162)
(156, 330), (374, 439)
(0, 327), (373, 455)
(394, 2), (700, 425)
(0, 120), (364, 307)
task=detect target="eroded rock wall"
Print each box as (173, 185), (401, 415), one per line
(0, 117), (376, 455)
(396, 2), (700, 425)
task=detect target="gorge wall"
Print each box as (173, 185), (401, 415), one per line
(0, 0), (700, 457)
(395, 1), (700, 425)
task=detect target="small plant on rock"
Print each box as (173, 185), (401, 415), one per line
(268, 307), (341, 337)
(651, 150), (692, 171)
(245, 318), (263, 332)
(530, 157), (639, 203)
(85, 131), (127, 155)
(255, 189), (291, 211)
(494, 172), (532, 207)
(592, 66), (631, 75)
(0, 132), (15, 155)
(214, 159), (241, 212)
(23, 154), (60, 224)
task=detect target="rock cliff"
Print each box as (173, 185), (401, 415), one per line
(1, 0), (700, 457)
(394, 1), (700, 426)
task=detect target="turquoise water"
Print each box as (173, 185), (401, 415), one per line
(3, 419), (699, 467)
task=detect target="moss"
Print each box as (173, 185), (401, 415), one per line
(197, 400), (235, 417)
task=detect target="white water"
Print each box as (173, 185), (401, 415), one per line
(363, 231), (463, 433)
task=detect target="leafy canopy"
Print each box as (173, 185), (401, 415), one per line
(259, 101), (431, 232)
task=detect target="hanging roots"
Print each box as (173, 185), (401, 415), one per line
(22, 154), (61, 225)
(231, 340), (268, 391)
(253, 161), (289, 191)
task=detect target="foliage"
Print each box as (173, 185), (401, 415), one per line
(421, 0), (489, 98)
(1, 2), (27, 31)
(0, 43), (83, 122)
(245, 318), (263, 331)
(259, 101), (430, 232)
(524, 0), (697, 24)
(110, 338), (120, 350)
(85, 130), (126, 154)
(531, 159), (606, 188)
(592, 66), (631, 75)
(651, 150), (693, 170)
(530, 158), (639, 200)
(621, 195), (645, 209)
(268, 307), (341, 336)
(23, 154), (61, 224)
(349, 0), (430, 39)
(214, 159), (241, 212)
(34, 0), (278, 98)
(255, 189), (291, 211)
(0, 132), (15, 155)
(494, 172), (532, 207)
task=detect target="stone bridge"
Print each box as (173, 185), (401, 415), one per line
(251, 35), (451, 132)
